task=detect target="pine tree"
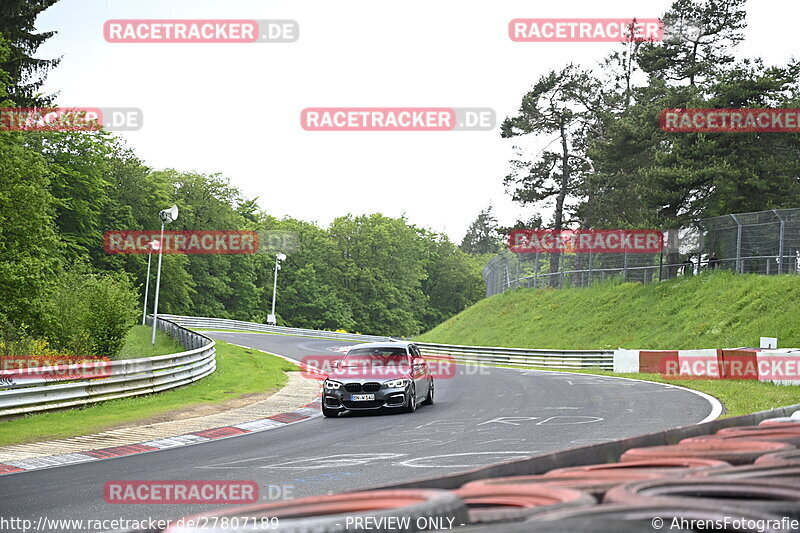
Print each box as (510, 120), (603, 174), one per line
(0, 0), (61, 106)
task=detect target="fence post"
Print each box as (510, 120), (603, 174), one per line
(623, 250), (628, 282)
(587, 250), (592, 287)
(731, 214), (742, 273)
(773, 209), (785, 275)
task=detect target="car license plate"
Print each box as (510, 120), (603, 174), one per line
(351, 394), (375, 401)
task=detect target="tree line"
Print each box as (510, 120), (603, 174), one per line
(0, 1), (485, 357)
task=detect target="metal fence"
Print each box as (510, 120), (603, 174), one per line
(0, 317), (215, 418)
(484, 208), (800, 296)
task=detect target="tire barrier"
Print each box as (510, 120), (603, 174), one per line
(160, 489), (469, 533)
(443, 517), (693, 533)
(451, 484), (595, 523)
(760, 411), (800, 425)
(620, 440), (794, 465)
(603, 478), (800, 519)
(528, 503), (789, 532)
(680, 427), (800, 447)
(689, 464), (800, 483)
(755, 450), (800, 466)
(545, 458), (730, 476)
(460, 472), (665, 499)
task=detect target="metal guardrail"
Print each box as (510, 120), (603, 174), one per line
(0, 317), (215, 418)
(163, 315), (613, 370)
(160, 314), (392, 343)
(415, 342), (614, 370)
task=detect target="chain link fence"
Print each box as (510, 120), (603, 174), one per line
(484, 208), (800, 296)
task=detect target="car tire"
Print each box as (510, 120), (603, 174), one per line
(322, 405), (339, 418)
(422, 379), (434, 405)
(404, 384), (417, 413)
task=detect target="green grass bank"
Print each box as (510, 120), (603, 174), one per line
(419, 271), (800, 350)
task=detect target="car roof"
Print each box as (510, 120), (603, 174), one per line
(348, 341), (414, 350)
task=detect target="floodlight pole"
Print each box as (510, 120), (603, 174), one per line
(151, 221), (166, 344)
(151, 205), (178, 345)
(141, 241), (155, 325)
(268, 253), (286, 325)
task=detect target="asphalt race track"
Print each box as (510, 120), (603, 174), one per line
(0, 332), (714, 530)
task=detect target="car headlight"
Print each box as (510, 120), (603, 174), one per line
(324, 380), (342, 390)
(384, 378), (410, 388)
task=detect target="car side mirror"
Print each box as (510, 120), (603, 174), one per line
(331, 360), (341, 369)
(412, 357), (426, 368)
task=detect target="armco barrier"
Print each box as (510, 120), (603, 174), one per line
(0, 317), (215, 418)
(415, 342), (614, 370)
(161, 315), (615, 370)
(159, 314), (392, 343)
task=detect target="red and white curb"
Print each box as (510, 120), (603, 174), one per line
(0, 397), (322, 476)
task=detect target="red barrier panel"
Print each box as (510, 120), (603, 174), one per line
(639, 351), (678, 374)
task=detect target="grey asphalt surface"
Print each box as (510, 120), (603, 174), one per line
(0, 332), (713, 532)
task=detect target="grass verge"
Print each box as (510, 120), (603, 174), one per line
(116, 325), (185, 359)
(0, 340), (298, 446)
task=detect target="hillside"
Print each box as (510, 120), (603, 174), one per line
(418, 271), (800, 350)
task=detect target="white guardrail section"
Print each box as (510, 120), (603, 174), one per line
(161, 315), (614, 370)
(0, 317), (215, 418)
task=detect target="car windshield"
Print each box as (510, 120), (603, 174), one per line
(343, 347), (409, 366)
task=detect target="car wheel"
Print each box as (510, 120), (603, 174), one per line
(404, 384), (417, 413)
(322, 405), (338, 418)
(422, 379), (434, 405)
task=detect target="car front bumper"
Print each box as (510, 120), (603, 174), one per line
(323, 384), (410, 411)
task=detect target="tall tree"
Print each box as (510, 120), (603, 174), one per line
(460, 205), (500, 254)
(0, 0), (61, 106)
(637, 0), (746, 87)
(501, 65), (598, 280)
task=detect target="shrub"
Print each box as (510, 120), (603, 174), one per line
(43, 267), (138, 358)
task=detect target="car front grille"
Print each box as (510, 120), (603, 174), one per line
(344, 382), (381, 393)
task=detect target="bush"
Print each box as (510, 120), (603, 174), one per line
(43, 267), (139, 358)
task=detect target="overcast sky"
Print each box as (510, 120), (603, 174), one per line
(35, 0), (799, 242)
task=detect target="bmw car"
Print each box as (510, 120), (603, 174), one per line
(321, 342), (434, 417)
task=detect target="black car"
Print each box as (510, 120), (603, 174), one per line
(321, 342), (434, 417)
